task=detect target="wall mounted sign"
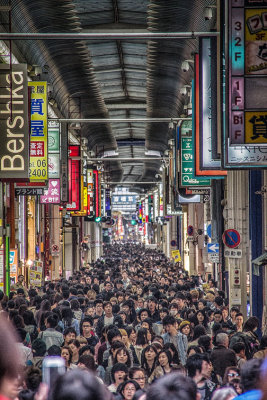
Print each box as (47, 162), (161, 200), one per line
(228, 1), (267, 145)
(0, 64), (29, 179)
(194, 52), (227, 176)
(28, 82), (48, 181)
(40, 179), (60, 204)
(223, 229), (241, 248)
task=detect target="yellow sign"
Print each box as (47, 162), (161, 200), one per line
(28, 261), (43, 287)
(171, 250), (181, 262)
(72, 182), (88, 216)
(245, 111), (267, 144)
(28, 82), (48, 180)
(245, 9), (267, 75)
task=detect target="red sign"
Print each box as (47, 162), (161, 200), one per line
(223, 229), (241, 249)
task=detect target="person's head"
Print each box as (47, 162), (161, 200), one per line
(107, 328), (122, 345)
(187, 345), (203, 357)
(215, 332), (229, 348)
(114, 346), (131, 367)
(126, 327), (136, 344)
(211, 387), (237, 400)
(77, 355), (96, 372)
(81, 317), (93, 337)
(141, 344), (157, 367)
(25, 366), (42, 392)
(175, 293), (186, 309)
(192, 324), (206, 340)
(163, 343), (180, 364)
(186, 353), (211, 379)
(235, 313), (244, 327)
(198, 335), (212, 352)
(103, 301), (113, 316)
(179, 320), (191, 337)
(162, 315), (177, 335)
(61, 345), (72, 366)
(147, 297), (157, 312)
(50, 369), (106, 400)
(47, 345), (61, 356)
(31, 339), (46, 357)
(17, 275), (24, 284)
(136, 328), (149, 346)
(232, 342), (246, 358)
(240, 358), (263, 392)
(243, 316), (259, 332)
(68, 339), (80, 357)
(0, 315), (21, 399)
(158, 350), (172, 368)
(223, 366), (240, 385)
(64, 327), (77, 344)
(213, 310), (223, 323)
(79, 345), (95, 358)
(138, 308), (150, 322)
(146, 372), (199, 400)
(111, 363), (128, 385)
(128, 367), (146, 390)
(45, 313), (59, 329)
(118, 379), (140, 400)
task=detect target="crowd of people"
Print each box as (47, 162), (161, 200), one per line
(0, 243), (267, 400)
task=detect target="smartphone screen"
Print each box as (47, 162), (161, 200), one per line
(42, 357), (66, 389)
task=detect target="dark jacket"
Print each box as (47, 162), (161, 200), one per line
(210, 345), (237, 378)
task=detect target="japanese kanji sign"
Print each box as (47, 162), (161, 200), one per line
(227, 1), (267, 146)
(40, 179), (60, 204)
(28, 82), (48, 180)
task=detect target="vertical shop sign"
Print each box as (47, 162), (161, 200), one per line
(0, 248), (3, 291)
(28, 82), (48, 180)
(195, 52), (227, 176)
(40, 179), (61, 204)
(0, 64), (29, 179)
(60, 123), (68, 202)
(87, 169), (94, 216)
(48, 121), (60, 178)
(65, 146), (80, 211)
(93, 170), (99, 217)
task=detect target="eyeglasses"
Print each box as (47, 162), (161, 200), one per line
(228, 373), (239, 377)
(134, 376), (145, 381)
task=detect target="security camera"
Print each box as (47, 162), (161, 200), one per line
(181, 60), (190, 72)
(180, 86), (187, 96)
(168, 121), (174, 129)
(204, 7), (213, 20)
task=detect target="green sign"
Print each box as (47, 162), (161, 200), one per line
(181, 137), (211, 187)
(48, 128), (60, 153)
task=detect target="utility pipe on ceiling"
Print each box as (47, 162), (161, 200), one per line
(0, 32), (219, 40)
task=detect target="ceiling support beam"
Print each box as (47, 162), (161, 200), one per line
(49, 117), (191, 123)
(0, 32), (219, 40)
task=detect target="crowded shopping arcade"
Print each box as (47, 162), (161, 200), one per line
(0, 0), (267, 399)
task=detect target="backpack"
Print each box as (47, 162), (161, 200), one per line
(229, 332), (259, 359)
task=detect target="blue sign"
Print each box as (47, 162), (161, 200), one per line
(223, 229), (241, 249)
(207, 224), (212, 239)
(207, 243), (219, 254)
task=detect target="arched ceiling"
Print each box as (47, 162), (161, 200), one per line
(0, 0), (216, 187)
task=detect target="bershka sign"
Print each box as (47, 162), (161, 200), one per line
(0, 64), (29, 179)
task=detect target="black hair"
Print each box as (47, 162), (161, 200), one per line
(46, 313), (59, 329)
(162, 315), (176, 327)
(146, 372), (197, 400)
(118, 379), (140, 397)
(107, 328), (122, 345)
(136, 328), (149, 346)
(198, 335), (211, 352)
(240, 358), (263, 392)
(47, 345), (61, 356)
(79, 345), (95, 357)
(243, 316), (259, 332)
(186, 353), (210, 378)
(163, 343), (180, 364)
(63, 327), (77, 337)
(111, 362), (129, 382)
(192, 325), (206, 340)
(50, 370), (106, 400)
(32, 339), (46, 357)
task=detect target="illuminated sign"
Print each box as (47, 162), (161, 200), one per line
(29, 82), (48, 180)
(0, 64), (29, 179)
(61, 145), (80, 211)
(87, 169), (94, 215)
(40, 179), (60, 204)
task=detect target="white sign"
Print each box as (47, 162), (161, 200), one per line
(224, 248), (242, 258)
(208, 253), (219, 263)
(48, 154), (60, 178)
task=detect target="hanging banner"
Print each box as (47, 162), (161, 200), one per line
(28, 261), (43, 287)
(0, 64), (29, 179)
(9, 249), (18, 284)
(28, 82), (48, 181)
